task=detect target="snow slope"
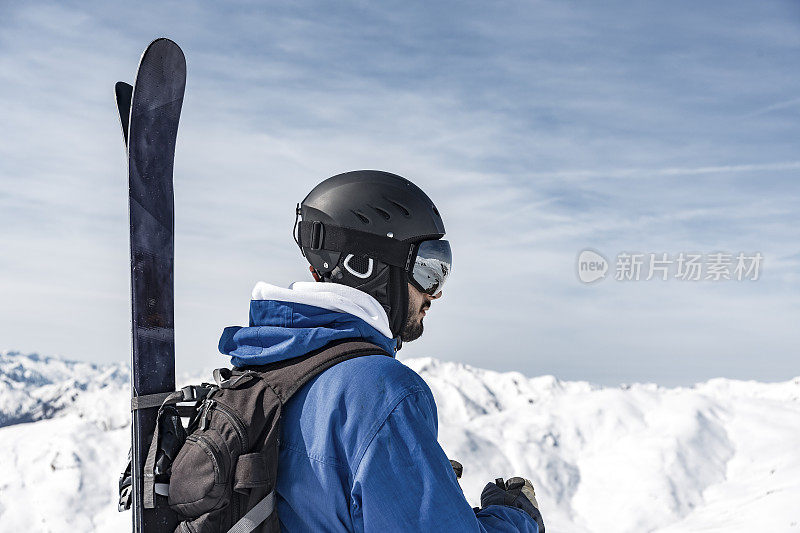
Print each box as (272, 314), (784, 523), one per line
(1, 350), (798, 532)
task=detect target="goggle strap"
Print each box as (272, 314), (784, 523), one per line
(297, 220), (412, 268)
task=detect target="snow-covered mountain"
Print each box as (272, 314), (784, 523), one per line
(1, 350), (798, 532)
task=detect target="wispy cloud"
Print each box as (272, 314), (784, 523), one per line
(524, 161), (800, 181)
(1, 0), (798, 385)
(743, 97), (800, 118)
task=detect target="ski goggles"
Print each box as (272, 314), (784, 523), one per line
(408, 239), (452, 295)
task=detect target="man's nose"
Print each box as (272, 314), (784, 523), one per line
(430, 291), (443, 300)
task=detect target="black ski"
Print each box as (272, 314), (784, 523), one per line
(118, 37), (186, 533)
(114, 81), (133, 145)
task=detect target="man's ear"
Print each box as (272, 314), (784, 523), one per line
(310, 265), (322, 282)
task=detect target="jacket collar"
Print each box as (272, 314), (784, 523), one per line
(251, 281), (393, 339)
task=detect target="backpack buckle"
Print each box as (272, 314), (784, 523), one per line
(180, 384), (212, 402)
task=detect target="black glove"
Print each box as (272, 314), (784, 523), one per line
(480, 477), (545, 532)
(449, 459), (463, 479)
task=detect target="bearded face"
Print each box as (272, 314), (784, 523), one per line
(400, 283), (432, 343)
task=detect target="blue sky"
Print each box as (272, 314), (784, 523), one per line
(1, 1), (798, 385)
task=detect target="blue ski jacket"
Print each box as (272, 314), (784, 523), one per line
(219, 282), (539, 532)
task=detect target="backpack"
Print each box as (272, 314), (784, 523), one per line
(120, 339), (390, 533)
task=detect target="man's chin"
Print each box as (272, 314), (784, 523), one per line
(400, 318), (424, 343)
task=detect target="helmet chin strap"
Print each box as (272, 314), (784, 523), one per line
(387, 265), (409, 343)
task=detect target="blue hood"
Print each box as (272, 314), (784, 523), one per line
(219, 299), (398, 367)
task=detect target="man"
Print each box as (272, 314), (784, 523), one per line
(219, 170), (544, 531)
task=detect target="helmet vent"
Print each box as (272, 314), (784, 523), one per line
(372, 206), (391, 220)
(351, 210), (370, 225)
(386, 198), (411, 217)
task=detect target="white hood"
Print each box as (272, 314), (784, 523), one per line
(251, 281), (393, 339)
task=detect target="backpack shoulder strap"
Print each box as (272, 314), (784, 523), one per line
(256, 339), (390, 403)
(219, 340), (388, 533)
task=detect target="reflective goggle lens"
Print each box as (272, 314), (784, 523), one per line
(410, 239), (452, 295)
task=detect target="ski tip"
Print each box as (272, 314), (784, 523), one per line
(140, 37), (186, 68)
(150, 36), (178, 46)
(114, 81), (133, 147)
(115, 81), (133, 93)
(146, 37), (185, 54)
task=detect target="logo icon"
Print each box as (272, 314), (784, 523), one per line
(577, 249), (608, 283)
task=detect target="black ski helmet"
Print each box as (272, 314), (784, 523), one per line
(295, 170), (446, 339)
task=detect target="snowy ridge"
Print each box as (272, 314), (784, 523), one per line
(0, 350), (129, 428)
(406, 358), (800, 532)
(1, 351), (799, 532)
